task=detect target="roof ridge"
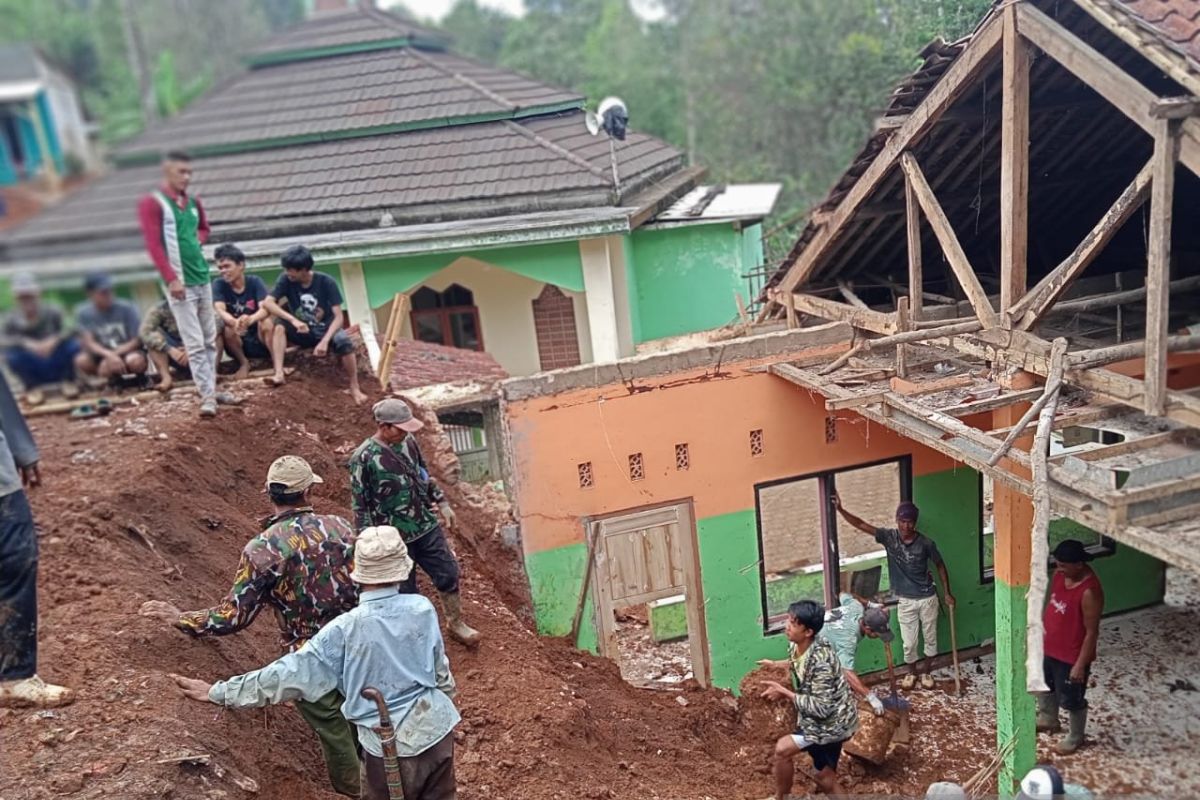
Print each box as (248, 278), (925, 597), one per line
(404, 48), (517, 110)
(501, 119), (613, 185)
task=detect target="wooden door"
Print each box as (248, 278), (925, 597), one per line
(589, 501), (711, 687)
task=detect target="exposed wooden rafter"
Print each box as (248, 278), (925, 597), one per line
(900, 153), (999, 327)
(1000, 4), (1031, 313)
(1145, 118), (1181, 415)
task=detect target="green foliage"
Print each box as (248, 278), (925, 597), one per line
(440, 0), (512, 63)
(0, 0), (303, 143)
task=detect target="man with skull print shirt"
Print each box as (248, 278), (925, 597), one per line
(263, 244), (367, 404)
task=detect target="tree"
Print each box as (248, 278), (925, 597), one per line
(440, 0), (513, 64)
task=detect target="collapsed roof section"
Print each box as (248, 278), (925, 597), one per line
(753, 0), (1200, 571)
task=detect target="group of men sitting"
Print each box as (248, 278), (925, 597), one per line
(2, 243), (366, 414)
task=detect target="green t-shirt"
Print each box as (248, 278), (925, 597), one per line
(153, 190), (209, 287)
(818, 592), (865, 672)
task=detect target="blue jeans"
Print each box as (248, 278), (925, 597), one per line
(5, 339), (80, 389)
(0, 490), (37, 681)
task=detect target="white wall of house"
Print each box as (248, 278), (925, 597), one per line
(402, 256), (592, 378)
(39, 61), (93, 171)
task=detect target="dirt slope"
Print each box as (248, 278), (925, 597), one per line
(1, 367), (768, 800)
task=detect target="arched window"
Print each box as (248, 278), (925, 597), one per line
(410, 283), (482, 351)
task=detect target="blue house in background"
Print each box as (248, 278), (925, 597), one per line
(0, 44), (94, 189)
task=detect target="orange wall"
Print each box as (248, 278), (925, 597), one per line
(507, 362), (958, 555)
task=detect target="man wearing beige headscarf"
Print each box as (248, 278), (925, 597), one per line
(173, 526), (460, 800)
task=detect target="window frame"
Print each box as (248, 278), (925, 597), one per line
(754, 455), (913, 635)
(410, 304), (484, 351)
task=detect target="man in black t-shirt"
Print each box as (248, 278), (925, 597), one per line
(211, 244), (285, 384)
(263, 245), (367, 404)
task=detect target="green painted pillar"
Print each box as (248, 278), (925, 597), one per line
(994, 576), (1036, 794)
(992, 398), (1039, 797)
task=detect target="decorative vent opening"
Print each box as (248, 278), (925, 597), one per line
(675, 443), (690, 471)
(750, 429), (764, 457)
(825, 416), (838, 444)
(578, 461), (594, 489)
(628, 452), (645, 481)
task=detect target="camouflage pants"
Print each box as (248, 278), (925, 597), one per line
(296, 689), (361, 797)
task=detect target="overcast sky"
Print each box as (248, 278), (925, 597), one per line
(389, 0), (666, 23)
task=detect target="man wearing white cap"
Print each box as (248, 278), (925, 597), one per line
(350, 398), (480, 646)
(173, 525), (461, 800)
(141, 455), (361, 796)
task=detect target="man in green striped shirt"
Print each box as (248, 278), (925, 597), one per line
(137, 151), (236, 417)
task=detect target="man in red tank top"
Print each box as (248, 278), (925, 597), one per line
(1038, 539), (1104, 754)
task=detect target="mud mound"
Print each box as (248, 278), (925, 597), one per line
(2, 367), (771, 800)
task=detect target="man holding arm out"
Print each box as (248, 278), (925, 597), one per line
(833, 494), (954, 690)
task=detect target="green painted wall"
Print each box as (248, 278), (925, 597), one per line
(361, 241), (584, 308)
(525, 542), (597, 654)
(996, 577), (1035, 795)
(523, 466), (1167, 693)
(628, 223), (750, 343)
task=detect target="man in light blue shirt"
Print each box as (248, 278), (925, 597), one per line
(173, 525), (460, 800)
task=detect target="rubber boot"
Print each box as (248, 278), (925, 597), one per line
(1055, 709), (1087, 754)
(1035, 692), (1060, 733)
(440, 591), (482, 647)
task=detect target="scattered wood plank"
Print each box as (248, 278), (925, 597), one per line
(790, 292), (897, 334)
(939, 387), (1043, 417)
(987, 339), (1069, 466)
(889, 373), (973, 397)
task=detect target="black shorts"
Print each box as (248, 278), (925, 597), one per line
(240, 332), (271, 359)
(1044, 656), (1089, 711)
(282, 320), (355, 356)
(798, 738), (844, 772)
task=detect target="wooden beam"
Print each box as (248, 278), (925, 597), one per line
(1146, 118), (1181, 415)
(1151, 96), (1200, 120)
(1050, 274), (1200, 316)
(771, 14), (1003, 299)
(837, 281), (870, 310)
(1015, 3), (1200, 175)
(788, 292), (897, 334)
(1069, 333), (1200, 369)
(783, 290), (798, 329)
(1012, 161), (1153, 329)
(905, 174), (924, 321)
(939, 387), (1044, 417)
(1000, 5), (1030, 313)
(988, 339), (1069, 466)
(826, 392), (889, 411)
(896, 296), (911, 378)
(900, 153), (999, 327)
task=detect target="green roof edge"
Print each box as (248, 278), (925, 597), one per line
(243, 35), (447, 67)
(112, 99), (586, 166)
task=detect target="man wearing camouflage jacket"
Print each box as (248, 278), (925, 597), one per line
(140, 455), (362, 797)
(349, 398), (481, 647)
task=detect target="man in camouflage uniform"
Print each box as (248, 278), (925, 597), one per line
(140, 455), (361, 797)
(349, 398), (481, 647)
(760, 599), (859, 799)
(139, 300), (193, 393)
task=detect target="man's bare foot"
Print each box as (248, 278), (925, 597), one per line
(263, 374), (286, 388)
(156, 378), (174, 394)
(232, 362), (251, 381)
(350, 388), (368, 405)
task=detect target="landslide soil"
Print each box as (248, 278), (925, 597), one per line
(0, 367), (770, 800)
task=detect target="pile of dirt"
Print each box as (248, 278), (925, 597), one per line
(1, 364), (771, 800)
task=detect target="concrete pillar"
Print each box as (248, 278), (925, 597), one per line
(579, 237), (623, 363)
(992, 394), (1038, 796)
(482, 400), (505, 485)
(339, 260), (382, 374)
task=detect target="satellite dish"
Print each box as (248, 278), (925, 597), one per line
(585, 110), (602, 136)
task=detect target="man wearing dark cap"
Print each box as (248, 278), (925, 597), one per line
(350, 398), (481, 646)
(1039, 539), (1104, 754)
(833, 494), (954, 689)
(73, 273), (147, 381)
(140, 455), (362, 796)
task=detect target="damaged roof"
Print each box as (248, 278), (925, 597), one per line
(765, 0), (1200, 301)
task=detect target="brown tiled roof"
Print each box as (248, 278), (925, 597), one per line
(3, 111), (682, 246)
(388, 338), (508, 391)
(247, 5), (444, 59)
(117, 48), (581, 159)
(1113, 0), (1200, 62)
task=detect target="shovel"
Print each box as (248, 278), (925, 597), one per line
(882, 645), (912, 745)
(362, 687), (405, 800)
